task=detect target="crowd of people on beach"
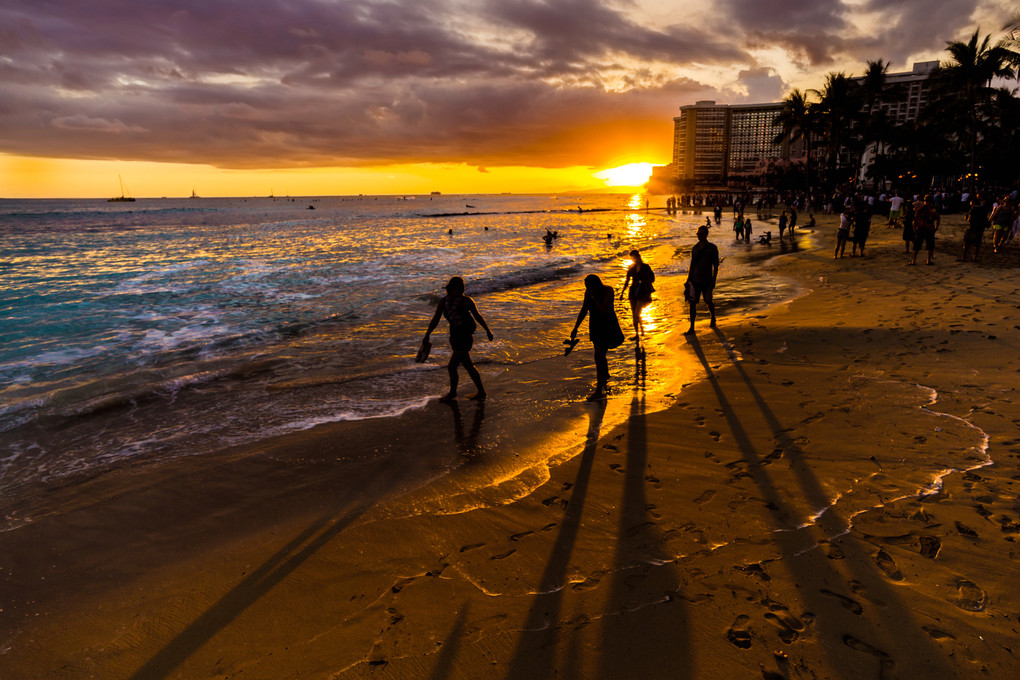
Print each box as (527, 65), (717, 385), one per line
(828, 188), (1020, 265)
(421, 184), (1018, 404)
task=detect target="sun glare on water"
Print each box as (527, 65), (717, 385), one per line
(594, 162), (655, 188)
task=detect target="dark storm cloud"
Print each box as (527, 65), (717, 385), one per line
(0, 0), (998, 168)
(0, 0), (744, 169)
(722, 0), (984, 68)
(859, 0), (981, 66)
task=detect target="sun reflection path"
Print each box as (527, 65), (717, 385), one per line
(625, 213), (646, 239)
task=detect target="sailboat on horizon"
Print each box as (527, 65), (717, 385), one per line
(190, 189), (200, 199)
(108, 175), (136, 202)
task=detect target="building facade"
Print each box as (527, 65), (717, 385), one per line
(672, 101), (785, 187)
(669, 63), (938, 189)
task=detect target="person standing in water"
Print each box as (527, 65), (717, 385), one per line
(685, 225), (720, 334)
(570, 274), (624, 401)
(424, 277), (494, 401)
(619, 249), (655, 341)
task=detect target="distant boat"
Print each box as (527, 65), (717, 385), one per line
(190, 189), (200, 199)
(430, 191), (441, 196)
(108, 175), (136, 202)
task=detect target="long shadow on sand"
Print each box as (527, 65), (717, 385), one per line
(427, 606), (470, 680)
(503, 401), (606, 680)
(127, 504), (370, 680)
(684, 330), (956, 678)
(595, 391), (690, 678)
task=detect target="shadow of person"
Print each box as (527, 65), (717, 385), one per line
(446, 399), (486, 457)
(683, 328), (957, 679)
(128, 502), (373, 680)
(427, 605), (470, 680)
(595, 394), (690, 678)
(504, 400), (607, 680)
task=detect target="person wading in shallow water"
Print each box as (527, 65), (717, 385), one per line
(619, 249), (655, 341)
(423, 276), (494, 401)
(685, 225), (719, 334)
(570, 274), (624, 401)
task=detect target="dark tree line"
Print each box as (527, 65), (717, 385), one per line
(772, 19), (1020, 195)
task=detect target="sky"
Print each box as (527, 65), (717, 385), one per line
(0, 0), (1016, 198)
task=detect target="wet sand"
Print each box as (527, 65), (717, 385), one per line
(2, 213), (1019, 679)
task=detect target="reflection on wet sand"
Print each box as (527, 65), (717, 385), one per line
(446, 399), (486, 458)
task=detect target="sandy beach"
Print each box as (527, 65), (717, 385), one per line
(2, 211), (1019, 680)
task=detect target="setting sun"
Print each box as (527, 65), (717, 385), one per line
(594, 162), (655, 188)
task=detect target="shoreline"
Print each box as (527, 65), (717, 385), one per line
(2, 213), (1019, 679)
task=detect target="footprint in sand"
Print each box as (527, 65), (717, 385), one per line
(459, 542), (485, 553)
(490, 549), (516, 560)
(764, 605), (804, 644)
(922, 625), (956, 640)
(842, 635), (894, 675)
(727, 614), (753, 649)
(873, 549), (904, 581)
(734, 562), (771, 581)
(694, 489), (715, 504)
(819, 540), (845, 560)
(820, 589), (863, 615)
(919, 535), (941, 559)
(572, 570), (607, 591)
(952, 578), (987, 612)
(954, 521), (979, 538)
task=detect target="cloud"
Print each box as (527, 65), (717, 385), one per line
(0, 0), (1005, 170)
(51, 115), (147, 134)
(735, 67), (786, 102)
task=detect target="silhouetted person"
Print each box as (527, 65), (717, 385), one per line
(851, 202), (871, 257)
(991, 196), (1015, 254)
(424, 276), (494, 401)
(910, 195), (940, 265)
(685, 225), (719, 334)
(835, 207), (852, 258)
(570, 274), (624, 401)
(901, 201), (915, 253)
(962, 194), (990, 262)
(620, 249), (655, 341)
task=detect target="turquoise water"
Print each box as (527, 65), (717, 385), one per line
(0, 194), (795, 515)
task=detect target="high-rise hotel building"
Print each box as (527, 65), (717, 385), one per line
(672, 101), (786, 187)
(671, 62), (938, 189)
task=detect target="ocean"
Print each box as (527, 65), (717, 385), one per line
(0, 193), (801, 528)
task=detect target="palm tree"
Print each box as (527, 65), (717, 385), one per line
(772, 88), (816, 188)
(810, 72), (863, 187)
(931, 29), (1019, 181)
(859, 60), (895, 189)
